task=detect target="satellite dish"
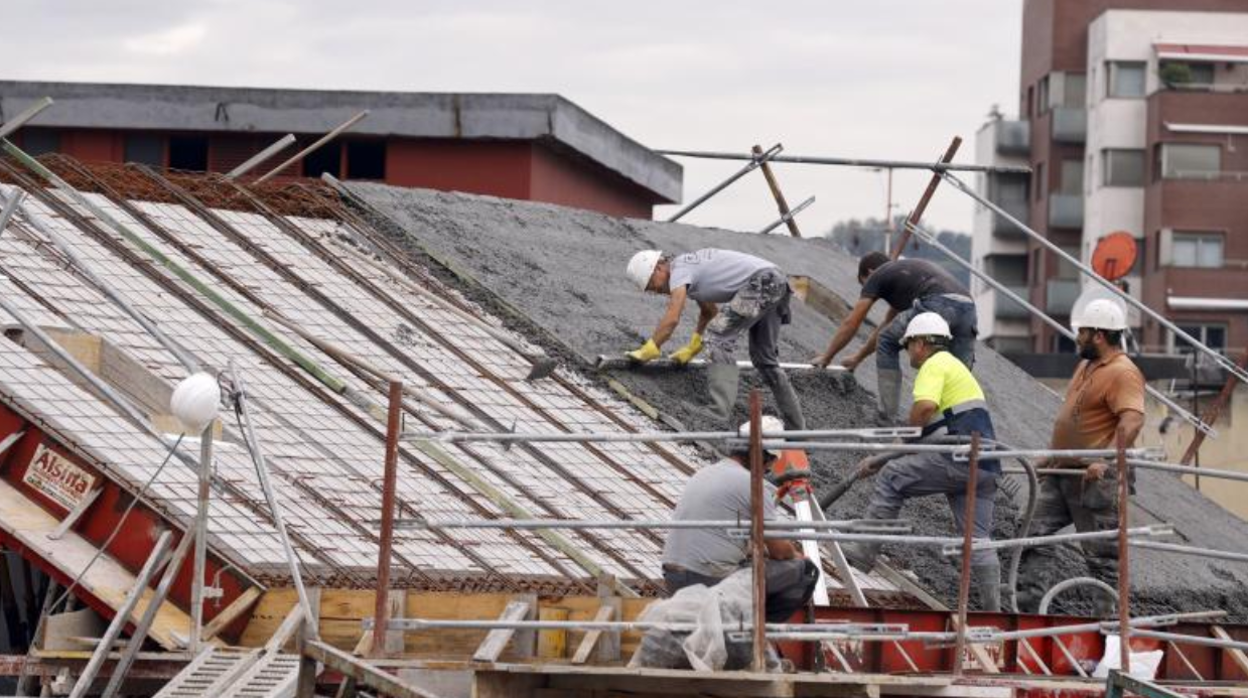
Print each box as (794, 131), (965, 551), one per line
(1091, 232), (1137, 282)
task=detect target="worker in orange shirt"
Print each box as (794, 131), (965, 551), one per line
(1016, 299), (1145, 617)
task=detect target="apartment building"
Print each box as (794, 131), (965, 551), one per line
(972, 0), (1248, 359)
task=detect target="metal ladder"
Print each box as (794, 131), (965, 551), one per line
(154, 647), (302, 698)
(152, 648), (261, 698)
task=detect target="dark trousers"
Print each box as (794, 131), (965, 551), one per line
(663, 558), (819, 622)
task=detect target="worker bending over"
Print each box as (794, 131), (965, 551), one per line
(626, 248), (805, 429)
(661, 417), (819, 621)
(1016, 300), (1144, 617)
(842, 313), (1001, 611)
(812, 252), (977, 425)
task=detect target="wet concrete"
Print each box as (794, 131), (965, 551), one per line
(346, 183), (1248, 619)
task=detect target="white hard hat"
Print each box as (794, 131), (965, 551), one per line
(738, 415), (784, 438)
(901, 312), (952, 343)
(1072, 298), (1127, 332)
(626, 250), (662, 291)
(170, 372), (222, 433)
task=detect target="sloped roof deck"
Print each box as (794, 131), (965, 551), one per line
(0, 155), (900, 611)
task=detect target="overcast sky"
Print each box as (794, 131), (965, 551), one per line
(6, 1), (1022, 234)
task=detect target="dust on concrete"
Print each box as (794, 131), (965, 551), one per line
(344, 182), (1248, 619)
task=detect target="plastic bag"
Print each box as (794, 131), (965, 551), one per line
(631, 569), (756, 671)
(1092, 634), (1165, 680)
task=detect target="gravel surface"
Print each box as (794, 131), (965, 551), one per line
(345, 183), (1248, 618)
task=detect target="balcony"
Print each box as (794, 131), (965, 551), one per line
(995, 286), (1032, 320)
(994, 120), (1030, 155)
(1051, 106), (1086, 144)
(1047, 194), (1083, 229)
(1046, 279), (1079, 316)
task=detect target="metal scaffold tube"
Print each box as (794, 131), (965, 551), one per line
(657, 148), (1031, 174)
(942, 525), (1172, 555)
(905, 219), (1214, 437)
(940, 172), (1248, 388)
(402, 426), (919, 443)
(394, 518), (911, 531)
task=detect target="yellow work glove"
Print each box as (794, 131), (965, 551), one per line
(626, 339), (662, 363)
(668, 332), (704, 365)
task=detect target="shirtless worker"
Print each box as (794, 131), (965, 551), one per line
(625, 248), (805, 429)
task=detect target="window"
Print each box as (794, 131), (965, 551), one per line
(1103, 149), (1145, 187)
(124, 134), (164, 167)
(1107, 61), (1146, 98)
(1159, 61), (1215, 86)
(1172, 233), (1224, 268)
(1062, 73), (1087, 107)
(302, 141), (342, 178)
(20, 129), (60, 156)
(1027, 85), (1035, 118)
(1033, 162), (1045, 201)
(345, 141), (386, 180)
(1053, 334), (1076, 353)
(984, 255), (1028, 286)
(1173, 324), (1227, 354)
(168, 136), (209, 172)
(1059, 159), (1083, 195)
(1037, 75), (1050, 115)
(1159, 143), (1220, 179)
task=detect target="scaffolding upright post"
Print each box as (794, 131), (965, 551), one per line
(1117, 431), (1132, 674)
(748, 389), (767, 672)
(373, 380), (403, 656)
(952, 432), (980, 677)
(190, 426), (214, 654)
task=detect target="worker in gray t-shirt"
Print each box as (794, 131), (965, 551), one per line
(623, 248), (806, 430)
(661, 417), (818, 621)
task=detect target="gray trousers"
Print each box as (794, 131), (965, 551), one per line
(878, 294), (978, 372)
(850, 451), (998, 568)
(705, 268), (805, 429)
(663, 557), (819, 622)
(1016, 473), (1120, 614)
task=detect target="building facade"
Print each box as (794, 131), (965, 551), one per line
(972, 0), (1248, 357)
(0, 81), (682, 218)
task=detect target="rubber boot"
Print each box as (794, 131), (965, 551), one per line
(841, 541), (880, 574)
(972, 563), (1002, 612)
(875, 368), (902, 426)
(707, 363), (741, 424)
(760, 368), (806, 430)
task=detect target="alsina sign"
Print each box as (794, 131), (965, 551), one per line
(23, 443), (97, 511)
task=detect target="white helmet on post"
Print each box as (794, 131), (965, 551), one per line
(626, 250), (662, 291)
(1072, 298), (1127, 332)
(901, 312), (952, 344)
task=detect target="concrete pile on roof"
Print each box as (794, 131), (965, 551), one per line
(0, 155), (905, 612)
(344, 181), (1248, 618)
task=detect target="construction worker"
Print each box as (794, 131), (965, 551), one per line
(1016, 299), (1144, 617)
(661, 416), (819, 621)
(625, 249), (806, 430)
(841, 312), (1001, 611)
(811, 252), (977, 425)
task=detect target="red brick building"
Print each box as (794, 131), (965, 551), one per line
(0, 81), (682, 219)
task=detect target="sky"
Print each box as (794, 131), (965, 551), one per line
(4, 0), (1022, 234)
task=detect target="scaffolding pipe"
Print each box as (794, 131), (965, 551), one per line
(189, 426), (214, 654)
(226, 134), (297, 179)
(1132, 540), (1248, 565)
(944, 525), (1172, 555)
(657, 148), (1031, 174)
(747, 389), (767, 672)
(952, 432), (980, 677)
(0, 189), (23, 236)
(402, 426), (918, 444)
(905, 220), (1213, 437)
(395, 518), (910, 531)
(666, 144), (782, 222)
(370, 618), (908, 633)
(1132, 629), (1248, 654)
(0, 97), (53, 140)
(940, 172), (1248, 388)
(255, 111), (370, 184)
(758, 195), (815, 235)
(231, 362), (318, 640)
